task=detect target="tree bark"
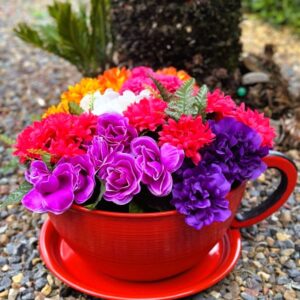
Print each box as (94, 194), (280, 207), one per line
(111, 0), (242, 83)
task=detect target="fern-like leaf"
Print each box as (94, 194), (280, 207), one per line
(166, 78), (197, 120)
(0, 181), (32, 209)
(149, 76), (174, 102)
(194, 85), (208, 116)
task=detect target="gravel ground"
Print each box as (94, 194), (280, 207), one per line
(0, 2), (299, 300)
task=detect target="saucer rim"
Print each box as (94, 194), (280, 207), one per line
(39, 219), (241, 300)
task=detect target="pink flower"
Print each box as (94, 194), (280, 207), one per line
(124, 98), (168, 132)
(206, 89), (236, 117)
(159, 115), (215, 165)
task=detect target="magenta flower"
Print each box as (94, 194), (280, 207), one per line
(103, 152), (142, 204)
(88, 136), (114, 178)
(97, 113), (137, 152)
(58, 154), (95, 204)
(22, 162), (75, 214)
(131, 137), (184, 196)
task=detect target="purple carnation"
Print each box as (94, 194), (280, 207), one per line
(97, 113), (137, 152)
(22, 161), (76, 214)
(202, 117), (269, 184)
(103, 152), (142, 205)
(171, 163), (231, 230)
(131, 137), (184, 196)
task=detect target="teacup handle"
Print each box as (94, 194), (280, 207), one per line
(231, 150), (298, 228)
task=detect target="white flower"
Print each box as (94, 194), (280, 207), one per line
(80, 88), (151, 115)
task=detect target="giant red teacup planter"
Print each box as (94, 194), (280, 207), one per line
(7, 66), (298, 299)
(45, 151), (297, 283)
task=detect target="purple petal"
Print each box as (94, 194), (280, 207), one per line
(160, 143), (184, 172)
(22, 189), (47, 213)
(148, 171), (172, 197)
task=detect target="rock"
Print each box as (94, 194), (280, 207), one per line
(0, 277), (11, 291)
(288, 269), (300, 278)
(274, 293), (283, 300)
(8, 288), (19, 300)
(277, 276), (289, 285)
(46, 274), (54, 286)
(242, 72), (270, 85)
(267, 237), (275, 247)
(281, 249), (295, 257)
(12, 273), (23, 284)
(1, 264), (9, 272)
(279, 212), (292, 224)
(41, 284), (52, 296)
(35, 278), (48, 290)
(283, 289), (296, 300)
(241, 292), (257, 300)
(258, 271), (270, 281)
(210, 291), (221, 298)
(276, 232), (291, 241)
(0, 290), (9, 298)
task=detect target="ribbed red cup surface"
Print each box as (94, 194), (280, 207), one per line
(48, 183), (246, 281)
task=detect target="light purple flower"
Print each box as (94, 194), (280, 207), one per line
(22, 162), (75, 214)
(58, 154), (95, 204)
(25, 160), (50, 185)
(88, 136), (114, 178)
(103, 152), (142, 205)
(131, 137), (184, 197)
(97, 113), (137, 152)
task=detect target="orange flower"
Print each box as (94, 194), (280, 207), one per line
(98, 67), (131, 92)
(61, 78), (101, 105)
(157, 67), (191, 82)
(42, 101), (69, 118)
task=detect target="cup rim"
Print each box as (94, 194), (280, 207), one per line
(70, 183), (244, 218)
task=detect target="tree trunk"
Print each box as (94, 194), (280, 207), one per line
(111, 0), (242, 86)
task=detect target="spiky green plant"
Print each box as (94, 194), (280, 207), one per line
(14, 0), (113, 77)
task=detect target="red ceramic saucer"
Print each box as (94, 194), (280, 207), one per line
(39, 219), (241, 300)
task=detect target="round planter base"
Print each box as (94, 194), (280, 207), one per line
(39, 219), (241, 300)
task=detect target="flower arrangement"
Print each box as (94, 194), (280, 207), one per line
(10, 66), (276, 230)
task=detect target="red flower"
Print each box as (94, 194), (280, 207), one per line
(225, 103), (276, 148)
(206, 89), (236, 117)
(14, 113), (98, 163)
(124, 98), (168, 132)
(159, 115), (215, 165)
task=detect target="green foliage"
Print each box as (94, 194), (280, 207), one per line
(150, 76), (173, 102)
(14, 0), (113, 76)
(0, 157), (19, 175)
(165, 79), (208, 120)
(85, 181), (106, 210)
(243, 0), (300, 33)
(0, 134), (15, 146)
(0, 181), (32, 209)
(128, 201), (144, 213)
(68, 102), (84, 115)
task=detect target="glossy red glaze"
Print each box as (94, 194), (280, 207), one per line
(39, 219), (241, 300)
(48, 184), (246, 281)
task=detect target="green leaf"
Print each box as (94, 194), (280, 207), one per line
(0, 134), (15, 146)
(0, 158), (19, 175)
(0, 181), (32, 209)
(129, 201), (144, 213)
(165, 78), (198, 120)
(85, 181), (106, 210)
(41, 152), (52, 168)
(194, 85), (208, 117)
(69, 102), (84, 115)
(149, 76), (174, 102)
